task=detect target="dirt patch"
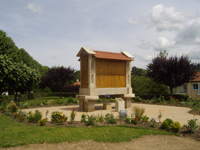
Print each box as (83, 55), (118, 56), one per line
(2, 135), (200, 150)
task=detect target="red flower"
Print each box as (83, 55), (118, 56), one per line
(135, 117), (139, 121)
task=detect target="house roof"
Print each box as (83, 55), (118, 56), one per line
(191, 72), (200, 82)
(76, 46), (134, 61)
(70, 81), (80, 86)
(93, 50), (134, 61)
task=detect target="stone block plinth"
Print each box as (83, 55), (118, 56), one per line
(115, 98), (125, 112)
(123, 98), (132, 108)
(84, 100), (95, 112)
(103, 103), (112, 110)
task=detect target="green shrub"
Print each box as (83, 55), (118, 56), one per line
(47, 100), (56, 106)
(141, 115), (149, 122)
(132, 106), (145, 120)
(161, 118), (173, 130)
(43, 87), (52, 93)
(26, 110), (42, 123)
(151, 123), (156, 128)
(131, 117), (139, 124)
(172, 121), (181, 132)
(126, 117), (132, 123)
(105, 113), (111, 120)
(28, 93), (35, 100)
(27, 112), (35, 122)
(34, 110), (42, 122)
(96, 114), (105, 123)
(107, 115), (117, 124)
(51, 111), (68, 125)
(68, 97), (75, 103)
(135, 96), (141, 101)
(17, 110), (26, 122)
(156, 97), (161, 103)
(150, 118), (156, 122)
(8, 102), (18, 113)
(186, 118), (198, 133)
(56, 99), (64, 105)
(86, 115), (96, 126)
(39, 118), (47, 126)
(81, 113), (87, 123)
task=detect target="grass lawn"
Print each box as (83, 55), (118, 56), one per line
(0, 114), (179, 148)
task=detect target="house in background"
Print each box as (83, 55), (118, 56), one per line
(175, 72), (200, 99)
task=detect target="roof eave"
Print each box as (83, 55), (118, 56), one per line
(76, 46), (96, 57)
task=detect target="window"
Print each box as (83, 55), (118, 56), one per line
(192, 84), (198, 90)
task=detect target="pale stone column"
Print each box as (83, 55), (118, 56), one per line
(84, 100), (95, 112)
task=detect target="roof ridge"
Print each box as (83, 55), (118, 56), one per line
(93, 50), (122, 54)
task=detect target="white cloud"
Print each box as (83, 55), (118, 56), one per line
(188, 49), (200, 61)
(84, 8), (89, 13)
(127, 18), (140, 25)
(138, 38), (151, 49)
(26, 3), (43, 14)
(153, 37), (175, 51)
(176, 18), (200, 45)
(148, 4), (184, 31)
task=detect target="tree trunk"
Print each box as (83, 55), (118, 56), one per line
(170, 86), (173, 95)
(8, 89), (15, 95)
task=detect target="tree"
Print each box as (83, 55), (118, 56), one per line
(131, 66), (147, 76)
(0, 30), (19, 62)
(40, 66), (76, 98)
(159, 50), (168, 58)
(0, 54), (40, 95)
(131, 75), (169, 95)
(147, 55), (197, 95)
(196, 63), (200, 71)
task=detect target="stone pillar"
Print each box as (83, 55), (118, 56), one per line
(79, 99), (84, 111)
(84, 100), (95, 112)
(123, 97), (132, 108)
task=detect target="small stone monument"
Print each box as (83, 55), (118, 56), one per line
(115, 98), (125, 112)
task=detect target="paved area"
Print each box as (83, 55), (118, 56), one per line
(22, 103), (200, 126)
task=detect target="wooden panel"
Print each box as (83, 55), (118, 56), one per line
(81, 54), (88, 88)
(96, 59), (126, 88)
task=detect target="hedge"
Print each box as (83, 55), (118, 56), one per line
(0, 92), (78, 104)
(134, 94), (190, 101)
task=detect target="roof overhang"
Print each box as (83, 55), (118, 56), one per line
(76, 46), (96, 57)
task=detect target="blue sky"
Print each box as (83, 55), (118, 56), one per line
(1, 0), (200, 70)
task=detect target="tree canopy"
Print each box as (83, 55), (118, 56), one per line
(0, 29), (45, 94)
(147, 54), (197, 95)
(40, 66), (76, 98)
(131, 66), (146, 76)
(0, 55), (40, 94)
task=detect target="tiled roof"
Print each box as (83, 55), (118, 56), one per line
(93, 50), (133, 61)
(70, 81), (80, 86)
(192, 72), (200, 82)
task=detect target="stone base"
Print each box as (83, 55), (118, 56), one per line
(76, 95), (97, 112)
(84, 100), (95, 112)
(123, 98), (132, 108)
(103, 103), (112, 110)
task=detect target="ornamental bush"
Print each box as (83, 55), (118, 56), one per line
(8, 102), (18, 113)
(172, 121), (181, 132)
(161, 118), (173, 130)
(51, 111), (68, 125)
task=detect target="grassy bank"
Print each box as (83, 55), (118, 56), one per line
(0, 114), (178, 148)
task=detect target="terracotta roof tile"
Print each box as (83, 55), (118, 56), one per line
(70, 81), (80, 86)
(192, 72), (200, 82)
(93, 50), (133, 61)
